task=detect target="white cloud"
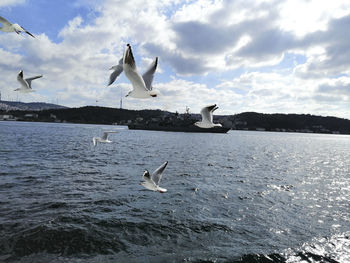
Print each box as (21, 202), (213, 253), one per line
(278, 0), (350, 37)
(0, 0), (25, 7)
(1, 0), (350, 119)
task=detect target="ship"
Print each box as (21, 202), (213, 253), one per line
(128, 123), (230, 133)
(127, 107), (230, 133)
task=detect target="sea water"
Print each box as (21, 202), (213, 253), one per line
(0, 121), (349, 262)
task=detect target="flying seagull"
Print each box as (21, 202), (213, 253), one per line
(15, 70), (42, 93)
(123, 44), (159, 98)
(0, 16), (35, 38)
(92, 131), (118, 146)
(141, 161), (168, 193)
(194, 104), (222, 128)
(107, 44), (159, 99)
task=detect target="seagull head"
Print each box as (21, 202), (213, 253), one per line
(143, 170), (151, 179)
(17, 70), (24, 79)
(12, 24), (22, 33)
(207, 104), (218, 112)
(125, 91), (132, 97)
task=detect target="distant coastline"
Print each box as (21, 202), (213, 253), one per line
(1, 100), (350, 135)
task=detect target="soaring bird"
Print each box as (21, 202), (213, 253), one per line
(107, 44), (159, 99)
(141, 161), (168, 193)
(92, 131), (118, 146)
(123, 44), (159, 98)
(15, 70), (42, 93)
(0, 16), (35, 38)
(194, 104), (222, 128)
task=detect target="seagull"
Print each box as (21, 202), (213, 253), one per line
(194, 104), (223, 128)
(141, 161), (168, 193)
(0, 16), (35, 38)
(92, 131), (118, 146)
(123, 44), (159, 98)
(15, 70), (42, 93)
(107, 55), (159, 89)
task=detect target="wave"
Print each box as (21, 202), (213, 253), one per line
(1, 224), (348, 262)
(0, 224), (126, 261)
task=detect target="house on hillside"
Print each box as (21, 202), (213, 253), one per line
(24, 113), (39, 119)
(0, 114), (16, 121)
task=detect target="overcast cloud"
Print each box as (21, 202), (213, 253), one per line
(0, 0), (349, 118)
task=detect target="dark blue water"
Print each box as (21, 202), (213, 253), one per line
(0, 121), (349, 262)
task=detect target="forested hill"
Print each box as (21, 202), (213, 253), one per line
(0, 100), (67, 111)
(234, 112), (350, 134)
(1, 106), (171, 124)
(46, 106), (169, 124)
(1, 106), (350, 134)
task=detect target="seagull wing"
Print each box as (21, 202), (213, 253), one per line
(209, 105), (218, 123)
(123, 44), (148, 92)
(0, 16), (12, 27)
(25, 75), (43, 89)
(151, 161), (168, 186)
(102, 132), (109, 140)
(21, 26), (35, 38)
(142, 57), (158, 91)
(141, 178), (158, 191)
(17, 71), (29, 89)
(101, 131), (117, 140)
(200, 105), (215, 124)
(108, 58), (123, 86)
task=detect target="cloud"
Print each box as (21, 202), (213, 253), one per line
(0, 0), (25, 8)
(294, 14), (350, 79)
(317, 78), (350, 99)
(143, 42), (212, 75)
(1, 0), (350, 119)
(172, 21), (240, 55)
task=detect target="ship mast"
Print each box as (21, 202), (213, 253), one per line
(120, 87), (123, 109)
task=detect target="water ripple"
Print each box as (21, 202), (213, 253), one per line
(0, 122), (349, 262)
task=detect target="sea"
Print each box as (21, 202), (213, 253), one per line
(0, 121), (349, 263)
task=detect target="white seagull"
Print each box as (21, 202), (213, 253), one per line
(92, 131), (118, 146)
(0, 16), (35, 38)
(15, 70), (42, 93)
(123, 44), (159, 98)
(141, 161), (168, 193)
(194, 104), (222, 128)
(107, 44), (158, 94)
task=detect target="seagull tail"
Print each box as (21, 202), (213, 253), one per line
(150, 90), (159, 97)
(157, 187), (167, 193)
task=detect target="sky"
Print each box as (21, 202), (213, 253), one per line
(0, 0), (350, 119)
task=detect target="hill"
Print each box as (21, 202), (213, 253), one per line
(0, 100), (68, 111)
(1, 106), (350, 134)
(233, 112), (350, 134)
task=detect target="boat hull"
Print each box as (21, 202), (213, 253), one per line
(128, 124), (230, 133)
